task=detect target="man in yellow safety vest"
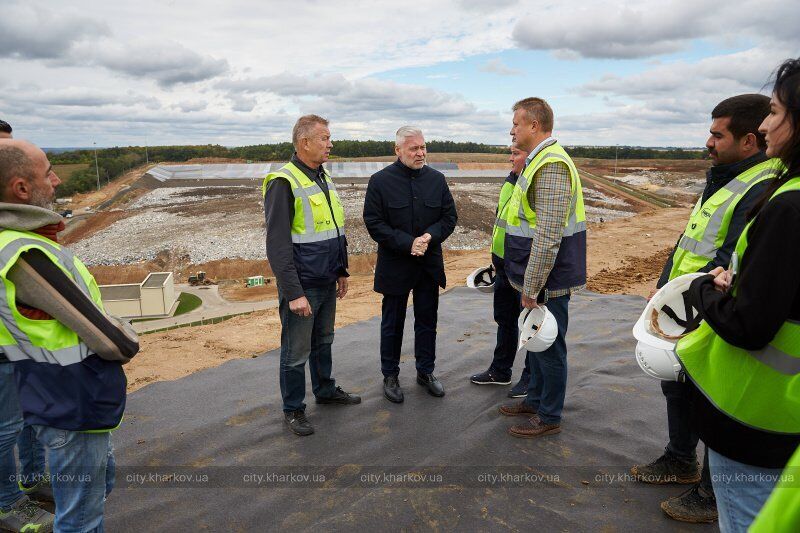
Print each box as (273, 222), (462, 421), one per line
(631, 94), (778, 524)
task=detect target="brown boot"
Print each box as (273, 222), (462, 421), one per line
(499, 400), (538, 417)
(508, 417), (561, 438)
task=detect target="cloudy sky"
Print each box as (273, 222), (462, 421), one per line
(1, 0), (798, 148)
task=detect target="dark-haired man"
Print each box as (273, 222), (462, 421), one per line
(470, 145), (531, 397)
(0, 120), (11, 139)
(631, 94), (780, 524)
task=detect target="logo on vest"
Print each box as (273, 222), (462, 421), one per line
(701, 209), (712, 218)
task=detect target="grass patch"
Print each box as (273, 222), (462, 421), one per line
(174, 292), (202, 316)
(141, 310), (251, 335)
(53, 163), (90, 182)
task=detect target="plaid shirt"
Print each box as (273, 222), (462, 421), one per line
(509, 140), (586, 300)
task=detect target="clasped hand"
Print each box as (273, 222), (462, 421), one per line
(411, 233), (432, 256)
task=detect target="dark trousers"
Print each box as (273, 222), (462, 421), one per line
(488, 268), (530, 382)
(662, 380), (713, 492)
(278, 284), (338, 413)
(380, 272), (439, 377)
(524, 294), (570, 425)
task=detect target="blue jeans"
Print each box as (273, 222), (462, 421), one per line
(17, 425), (46, 488)
(32, 425), (114, 533)
(0, 363), (46, 510)
(524, 294), (570, 425)
(708, 448), (783, 533)
(278, 284), (338, 413)
(0, 364), (24, 510)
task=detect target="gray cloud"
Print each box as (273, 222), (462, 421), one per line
(458, 0), (518, 9)
(480, 58), (521, 76)
(556, 46), (789, 146)
(217, 72), (349, 97)
(22, 88), (160, 109)
(82, 40), (229, 87)
(512, 1), (800, 60)
(580, 48), (778, 101)
(0, 3), (110, 60)
(228, 95), (258, 113)
(173, 101), (208, 113)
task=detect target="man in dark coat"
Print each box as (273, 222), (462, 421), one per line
(363, 126), (457, 403)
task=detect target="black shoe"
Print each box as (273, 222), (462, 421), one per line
(316, 386), (362, 405)
(383, 375), (404, 403)
(417, 372), (445, 397)
(470, 369), (512, 385)
(507, 377), (529, 398)
(20, 478), (54, 503)
(630, 452), (701, 484)
(284, 410), (314, 436)
(660, 484), (718, 523)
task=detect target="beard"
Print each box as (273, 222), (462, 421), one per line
(29, 187), (54, 211)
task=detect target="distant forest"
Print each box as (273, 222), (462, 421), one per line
(50, 141), (705, 196)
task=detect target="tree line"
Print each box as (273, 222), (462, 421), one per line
(50, 141), (705, 197)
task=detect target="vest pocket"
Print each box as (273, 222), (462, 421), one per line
(503, 236), (532, 285)
(294, 242), (331, 283)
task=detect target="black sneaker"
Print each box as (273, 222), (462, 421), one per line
(21, 477), (54, 503)
(507, 377), (529, 398)
(661, 484), (718, 523)
(470, 370), (512, 385)
(284, 410), (314, 436)
(316, 386), (362, 405)
(630, 453), (701, 484)
(0, 495), (54, 533)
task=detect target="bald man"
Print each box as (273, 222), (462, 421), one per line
(0, 139), (138, 532)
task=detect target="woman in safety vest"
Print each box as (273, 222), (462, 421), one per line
(675, 57), (800, 532)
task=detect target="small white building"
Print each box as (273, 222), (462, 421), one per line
(100, 272), (178, 318)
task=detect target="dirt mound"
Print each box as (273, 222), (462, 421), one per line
(62, 210), (135, 245)
(587, 247), (673, 293)
(219, 281), (278, 302)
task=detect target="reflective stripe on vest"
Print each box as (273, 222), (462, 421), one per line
(676, 176), (800, 434)
(262, 162), (345, 244)
(491, 181), (516, 258)
(505, 146), (586, 239)
(0, 231), (102, 366)
(669, 159), (781, 280)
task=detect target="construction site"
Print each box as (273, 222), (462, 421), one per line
(60, 155), (711, 531)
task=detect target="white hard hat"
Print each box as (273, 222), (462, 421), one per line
(518, 306), (558, 352)
(632, 273), (705, 381)
(466, 265), (495, 293)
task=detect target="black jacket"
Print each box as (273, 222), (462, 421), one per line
(657, 153), (771, 288)
(363, 160), (457, 295)
(687, 187), (800, 468)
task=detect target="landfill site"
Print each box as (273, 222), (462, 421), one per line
(62, 154), (713, 531)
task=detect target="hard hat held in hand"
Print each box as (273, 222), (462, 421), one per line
(466, 265), (495, 293)
(518, 306), (558, 352)
(632, 272), (705, 381)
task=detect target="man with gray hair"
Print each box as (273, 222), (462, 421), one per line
(263, 114), (361, 437)
(363, 126), (457, 403)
